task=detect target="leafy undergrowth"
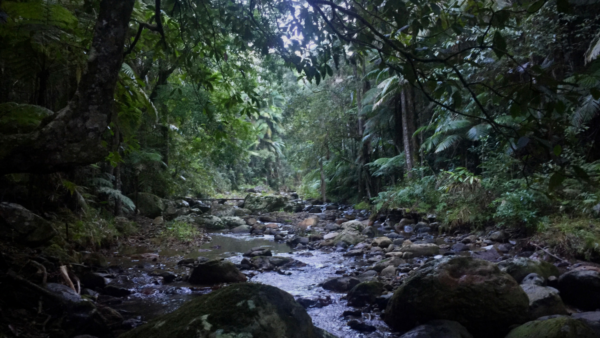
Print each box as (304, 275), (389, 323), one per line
(159, 220), (208, 244)
(50, 208), (137, 251)
(535, 217), (600, 262)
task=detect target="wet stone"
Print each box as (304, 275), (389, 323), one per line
(451, 243), (469, 253)
(47, 283), (81, 303)
(342, 310), (362, 318)
(347, 319), (376, 332)
(103, 285), (132, 297)
(296, 296), (332, 309)
(320, 276), (360, 292)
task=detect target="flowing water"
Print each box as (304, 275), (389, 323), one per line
(106, 231), (399, 337)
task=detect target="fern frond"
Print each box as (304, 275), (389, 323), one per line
(573, 95), (600, 127)
(97, 187), (136, 211)
(435, 134), (462, 153)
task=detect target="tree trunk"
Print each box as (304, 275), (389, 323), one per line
(113, 127), (122, 216)
(354, 59), (372, 199)
(401, 87), (416, 178)
(114, 163), (122, 216)
(0, 0), (136, 174)
(319, 158), (327, 203)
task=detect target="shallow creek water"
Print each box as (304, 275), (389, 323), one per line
(105, 232), (399, 337)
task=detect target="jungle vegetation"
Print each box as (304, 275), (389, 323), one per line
(1, 0), (600, 257)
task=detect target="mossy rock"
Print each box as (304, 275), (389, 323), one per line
(196, 215), (225, 230)
(189, 260), (247, 284)
(384, 257), (529, 338)
(0, 102), (54, 134)
(243, 194), (288, 213)
(497, 257), (560, 283)
(0, 202), (56, 246)
(347, 281), (384, 307)
(221, 216), (247, 228)
(211, 204), (236, 217)
(132, 193), (164, 218)
(119, 283), (331, 338)
(505, 316), (596, 338)
(333, 223), (364, 246)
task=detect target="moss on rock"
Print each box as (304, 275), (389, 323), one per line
(0, 202), (56, 246)
(505, 316), (596, 338)
(189, 259), (247, 284)
(497, 257), (559, 283)
(347, 281), (384, 307)
(384, 257), (529, 338)
(133, 193), (164, 218)
(119, 283), (330, 338)
(244, 194), (288, 213)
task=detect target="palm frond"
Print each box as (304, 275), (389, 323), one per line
(573, 95), (600, 127)
(435, 134), (462, 153)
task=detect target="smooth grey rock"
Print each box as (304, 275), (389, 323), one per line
(521, 284), (567, 319)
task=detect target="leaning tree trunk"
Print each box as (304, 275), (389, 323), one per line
(0, 0), (136, 174)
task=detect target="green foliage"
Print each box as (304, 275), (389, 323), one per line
(354, 201), (371, 211)
(0, 102), (54, 134)
(160, 221), (202, 242)
(537, 217), (600, 261)
(367, 154), (405, 178)
(374, 169), (440, 213)
(492, 189), (550, 228)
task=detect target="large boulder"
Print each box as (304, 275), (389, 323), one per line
(119, 283), (332, 338)
(0, 202), (56, 245)
(133, 192), (164, 218)
(195, 215), (225, 230)
(162, 200), (179, 221)
(221, 216), (246, 228)
(399, 320), (473, 338)
(557, 266), (600, 310)
(497, 257), (560, 284)
(231, 225), (252, 233)
(188, 259), (247, 284)
(284, 200), (305, 213)
(521, 284), (567, 319)
(244, 194), (288, 213)
(347, 281), (384, 307)
(333, 220), (365, 246)
(505, 316), (596, 338)
(320, 277), (360, 292)
(384, 257), (529, 338)
(210, 204), (236, 217)
(233, 208), (251, 217)
(573, 312), (600, 336)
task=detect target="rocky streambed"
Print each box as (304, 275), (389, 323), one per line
(6, 194), (600, 338)
(82, 195), (600, 338)
(101, 230), (395, 338)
